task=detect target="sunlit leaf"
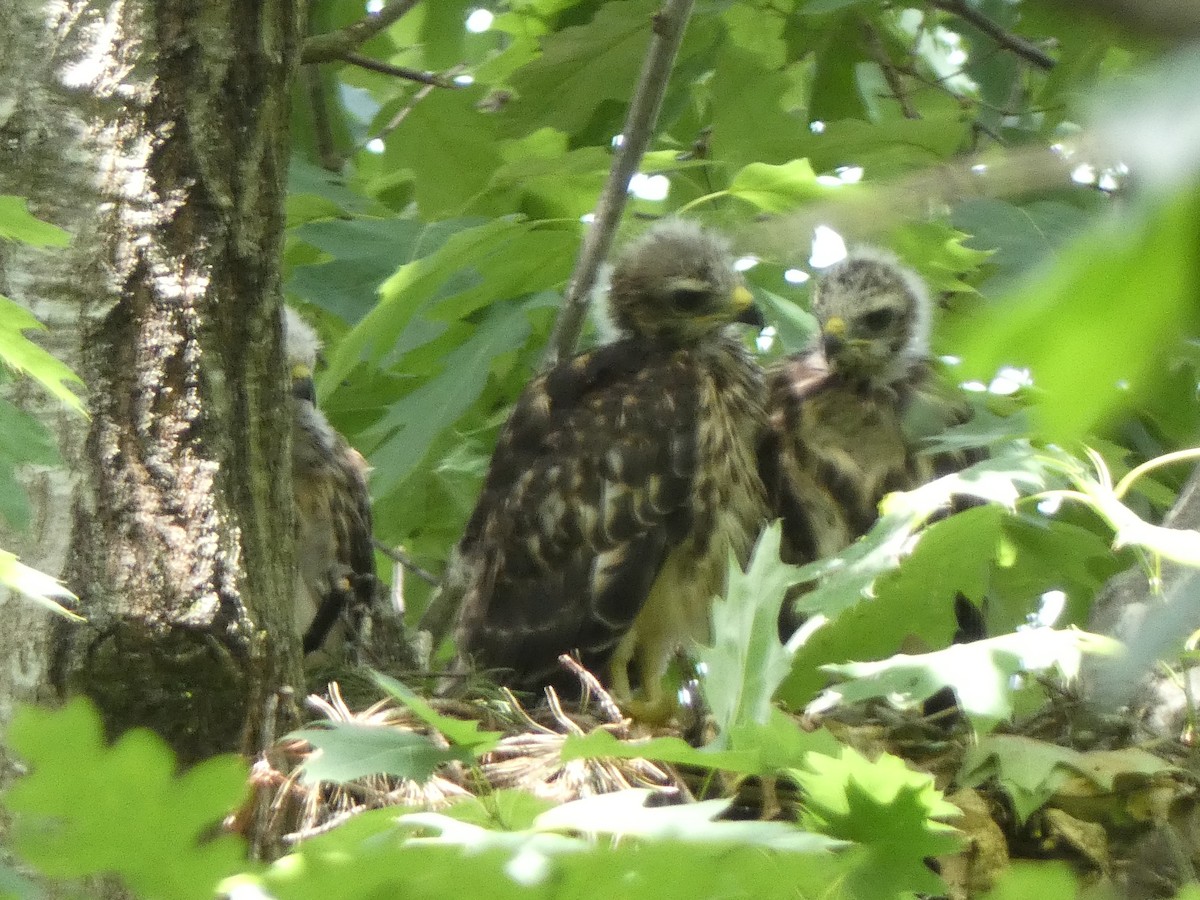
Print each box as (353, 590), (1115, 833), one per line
(0, 196), (70, 247)
(0, 296), (85, 414)
(699, 523), (800, 742)
(787, 746), (960, 897)
(5, 698), (248, 897)
(812, 628), (1119, 732)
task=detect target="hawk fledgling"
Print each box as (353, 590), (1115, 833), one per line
(283, 308), (378, 656)
(443, 220), (768, 719)
(759, 248), (973, 593)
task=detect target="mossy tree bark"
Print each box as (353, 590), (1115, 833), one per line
(0, 0), (305, 769)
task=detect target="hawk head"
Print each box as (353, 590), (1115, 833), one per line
(810, 247), (931, 385)
(607, 220), (763, 344)
(282, 307), (322, 403)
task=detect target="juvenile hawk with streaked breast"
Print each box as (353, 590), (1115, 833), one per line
(758, 248), (977, 634)
(442, 220), (768, 719)
(283, 307), (378, 656)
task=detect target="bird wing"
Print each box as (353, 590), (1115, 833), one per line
(452, 339), (702, 688)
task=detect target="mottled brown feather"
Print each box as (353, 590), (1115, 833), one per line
(758, 250), (978, 637)
(284, 309), (378, 655)
(441, 221), (768, 707)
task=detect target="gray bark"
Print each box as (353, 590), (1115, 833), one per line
(0, 0), (304, 781)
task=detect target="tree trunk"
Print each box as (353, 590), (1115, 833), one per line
(0, 0), (304, 770)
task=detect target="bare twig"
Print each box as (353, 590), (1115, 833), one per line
(372, 538), (438, 585)
(340, 52), (457, 88)
(862, 21), (919, 119)
(378, 81), (440, 138)
(543, 0), (698, 368)
(558, 654), (626, 726)
(930, 0), (1055, 70)
(301, 0), (421, 64)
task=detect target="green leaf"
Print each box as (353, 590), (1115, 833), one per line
(438, 790), (556, 832)
(0, 550), (82, 621)
(289, 721), (469, 785)
(815, 629), (1119, 732)
(502, 0), (656, 139)
(787, 746), (961, 897)
(947, 188), (1200, 441)
(289, 217), (474, 323)
(359, 296), (544, 497)
(950, 197), (1096, 288)
(534, 789), (845, 851)
(888, 221), (993, 295)
(369, 671), (503, 754)
(709, 44), (808, 171)
(0, 296), (85, 414)
(808, 14), (869, 123)
(800, 0), (872, 13)
(960, 734), (1080, 823)
(727, 159), (832, 213)
(385, 86), (504, 218)
(981, 861), (1080, 900)
(0, 196), (70, 247)
(5, 698), (249, 898)
(287, 158), (378, 221)
(753, 286), (819, 355)
(699, 523), (800, 742)
(794, 449), (1050, 617)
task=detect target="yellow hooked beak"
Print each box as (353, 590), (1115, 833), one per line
(731, 284), (765, 327)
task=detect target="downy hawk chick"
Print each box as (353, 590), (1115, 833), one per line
(283, 307), (378, 656)
(758, 248), (978, 636)
(443, 220), (769, 719)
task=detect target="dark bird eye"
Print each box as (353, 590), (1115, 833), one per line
(861, 308), (898, 331)
(671, 287), (710, 311)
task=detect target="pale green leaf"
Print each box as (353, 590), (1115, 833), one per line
(533, 789), (846, 851)
(727, 160), (831, 213)
(947, 189), (1200, 441)
(0, 196), (70, 247)
(0, 549), (82, 621)
(787, 746), (960, 897)
(5, 698), (248, 897)
(0, 295), (85, 414)
(698, 523), (800, 742)
(814, 628), (1119, 732)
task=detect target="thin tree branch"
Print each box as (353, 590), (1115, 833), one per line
(340, 52), (456, 88)
(302, 0), (421, 64)
(542, 0), (697, 369)
(862, 21), (919, 119)
(372, 538), (439, 585)
(930, 0), (1055, 71)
